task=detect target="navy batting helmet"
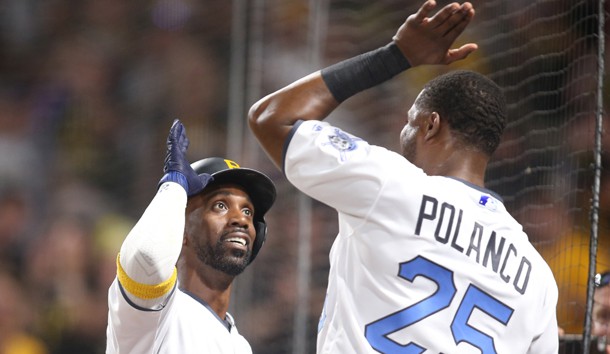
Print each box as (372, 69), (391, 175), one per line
(190, 157), (276, 263)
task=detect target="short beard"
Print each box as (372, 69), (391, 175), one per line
(402, 144), (416, 162)
(196, 239), (251, 276)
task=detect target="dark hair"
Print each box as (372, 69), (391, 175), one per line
(416, 70), (507, 156)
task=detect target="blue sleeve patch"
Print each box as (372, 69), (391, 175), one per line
(326, 128), (357, 152)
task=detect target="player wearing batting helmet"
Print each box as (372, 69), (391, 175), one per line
(106, 119), (276, 353)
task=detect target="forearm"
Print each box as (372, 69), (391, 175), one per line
(117, 182), (186, 302)
(321, 42), (410, 103)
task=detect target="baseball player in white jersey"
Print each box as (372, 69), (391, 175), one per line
(106, 119), (276, 353)
(248, 1), (559, 353)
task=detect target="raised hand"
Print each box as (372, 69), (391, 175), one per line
(393, 0), (477, 67)
(159, 119), (213, 196)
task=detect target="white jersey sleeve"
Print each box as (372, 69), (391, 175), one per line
(283, 120), (421, 218)
(117, 181), (186, 308)
(284, 120), (559, 354)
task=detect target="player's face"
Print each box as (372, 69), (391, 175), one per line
(185, 184), (256, 276)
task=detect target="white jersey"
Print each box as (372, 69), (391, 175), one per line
(284, 120), (558, 354)
(106, 278), (252, 354)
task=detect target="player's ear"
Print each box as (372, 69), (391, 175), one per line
(423, 111), (441, 141)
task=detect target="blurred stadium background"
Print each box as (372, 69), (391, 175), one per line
(0, 0), (607, 353)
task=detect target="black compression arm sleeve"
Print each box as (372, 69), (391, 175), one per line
(320, 42), (411, 103)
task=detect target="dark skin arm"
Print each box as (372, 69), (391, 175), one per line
(248, 0), (477, 170)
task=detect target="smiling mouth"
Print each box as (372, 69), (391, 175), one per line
(225, 237), (247, 246)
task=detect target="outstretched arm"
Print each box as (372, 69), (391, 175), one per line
(248, 0), (476, 169)
(116, 120), (212, 308)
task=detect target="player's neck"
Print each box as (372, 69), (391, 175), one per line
(179, 275), (233, 319)
(177, 259), (235, 318)
(181, 284), (233, 321)
(425, 149), (488, 188)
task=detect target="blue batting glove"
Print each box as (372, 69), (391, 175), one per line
(158, 119), (213, 196)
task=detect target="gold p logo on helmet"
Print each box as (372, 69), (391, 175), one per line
(224, 159), (240, 169)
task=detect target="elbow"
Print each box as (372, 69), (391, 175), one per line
(119, 243), (178, 285)
(247, 96), (272, 136)
(247, 94), (288, 169)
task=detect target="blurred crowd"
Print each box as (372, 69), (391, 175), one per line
(0, 0), (608, 353)
(0, 0), (236, 352)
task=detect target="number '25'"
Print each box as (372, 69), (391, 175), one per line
(365, 256), (514, 354)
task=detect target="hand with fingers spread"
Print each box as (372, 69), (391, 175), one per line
(394, 0), (477, 67)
